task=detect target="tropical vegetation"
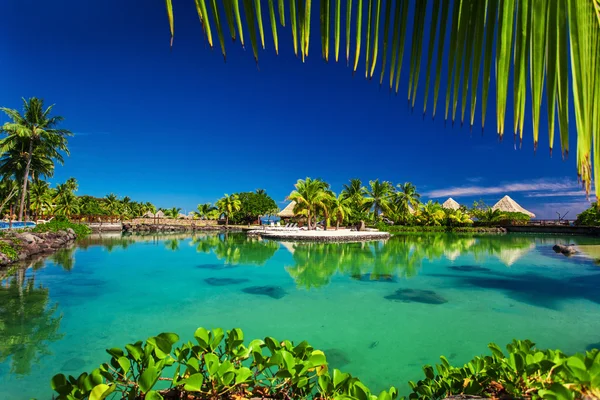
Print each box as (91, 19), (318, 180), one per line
(284, 177), (530, 230)
(50, 328), (600, 400)
(575, 203), (600, 226)
(165, 0), (600, 201)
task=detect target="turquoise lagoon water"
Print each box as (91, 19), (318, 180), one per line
(2, 232), (600, 399)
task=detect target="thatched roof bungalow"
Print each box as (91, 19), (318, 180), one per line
(492, 195), (535, 218)
(155, 210), (166, 218)
(442, 198), (461, 210)
(278, 201), (297, 219)
(142, 211), (155, 218)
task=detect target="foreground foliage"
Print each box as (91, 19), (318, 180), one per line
(32, 219), (91, 237)
(165, 0), (600, 199)
(51, 330), (600, 400)
(410, 339), (600, 400)
(51, 327), (398, 400)
(575, 203), (600, 226)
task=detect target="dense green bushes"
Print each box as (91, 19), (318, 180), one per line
(410, 339), (600, 400)
(575, 203), (600, 226)
(51, 327), (398, 400)
(51, 330), (600, 400)
(32, 219), (91, 237)
(376, 224), (504, 233)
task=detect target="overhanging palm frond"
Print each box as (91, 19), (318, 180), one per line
(166, 0), (600, 197)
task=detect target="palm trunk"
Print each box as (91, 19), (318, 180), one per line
(307, 210), (311, 230)
(226, 215), (229, 226)
(336, 219), (340, 230)
(18, 140), (33, 221)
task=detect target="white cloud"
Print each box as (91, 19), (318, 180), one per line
(525, 190), (588, 198)
(425, 178), (579, 198)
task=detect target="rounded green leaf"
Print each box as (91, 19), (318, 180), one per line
(139, 367), (160, 393)
(89, 384), (115, 400)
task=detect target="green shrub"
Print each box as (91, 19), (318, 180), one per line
(33, 220), (92, 237)
(0, 241), (19, 261)
(376, 224), (503, 234)
(51, 327), (399, 400)
(409, 339), (600, 400)
(575, 203), (600, 226)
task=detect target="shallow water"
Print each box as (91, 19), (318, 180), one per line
(1, 232), (600, 399)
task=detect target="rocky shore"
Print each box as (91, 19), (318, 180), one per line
(0, 229), (77, 266)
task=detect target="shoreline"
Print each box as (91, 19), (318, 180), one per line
(0, 229), (78, 267)
(249, 228), (391, 242)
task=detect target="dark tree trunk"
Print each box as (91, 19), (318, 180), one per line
(18, 140), (33, 221)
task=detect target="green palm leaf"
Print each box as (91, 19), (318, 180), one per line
(164, 0), (600, 199)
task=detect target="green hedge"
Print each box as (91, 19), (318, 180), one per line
(32, 220), (92, 237)
(51, 329), (600, 400)
(0, 241), (19, 261)
(376, 224), (503, 233)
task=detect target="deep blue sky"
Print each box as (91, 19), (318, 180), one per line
(0, 0), (590, 218)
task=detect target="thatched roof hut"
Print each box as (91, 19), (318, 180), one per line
(142, 211), (155, 218)
(155, 210), (166, 218)
(278, 201), (297, 219)
(177, 213), (188, 219)
(492, 195), (536, 218)
(442, 198), (461, 210)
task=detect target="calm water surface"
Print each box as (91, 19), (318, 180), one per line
(2, 232), (600, 399)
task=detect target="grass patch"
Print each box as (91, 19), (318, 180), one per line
(32, 220), (92, 237)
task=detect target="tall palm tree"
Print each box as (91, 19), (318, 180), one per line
(103, 193), (119, 221)
(28, 181), (52, 219)
(394, 182), (421, 222)
(364, 180), (393, 222)
(330, 194), (352, 230)
(288, 178), (330, 230)
(165, 1), (600, 198)
(0, 98), (72, 221)
(54, 192), (79, 219)
(216, 194), (241, 226)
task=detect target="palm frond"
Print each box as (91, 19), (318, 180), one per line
(166, 0), (600, 198)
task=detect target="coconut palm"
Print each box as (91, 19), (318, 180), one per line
(364, 180), (393, 221)
(216, 194), (241, 226)
(329, 194), (352, 230)
(28, 181), (52, 219)
(54, 192), (79, 219)
(445, 209), (474, 226)
(394, 182), (421, 222)
(195, 202), (216, 219)
(288, 178), (330, 230)
(0, 98), (72, 221)
(165, 1), (600, 199)
(103, 194), (119, 221)
(418, 201), (446, 226)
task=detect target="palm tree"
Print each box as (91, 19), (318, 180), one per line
(0, 98), (72, 221)
(364, 180), (393, 222)
(288, 178), (330, 230)
(195, 202), (215, 219)
(418, 201), (446, 226)
(54, 192), (79, 219)
(445, 209), (473, 226)
(165, 207), (182, 218)
(165, 2), (600, 199)
(216, 194), (241, 226)
(394, 182), (421, 223)
(330, 194), (352, 230)
(28, 181), (52, 219)
(103, 194), (119, 222)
